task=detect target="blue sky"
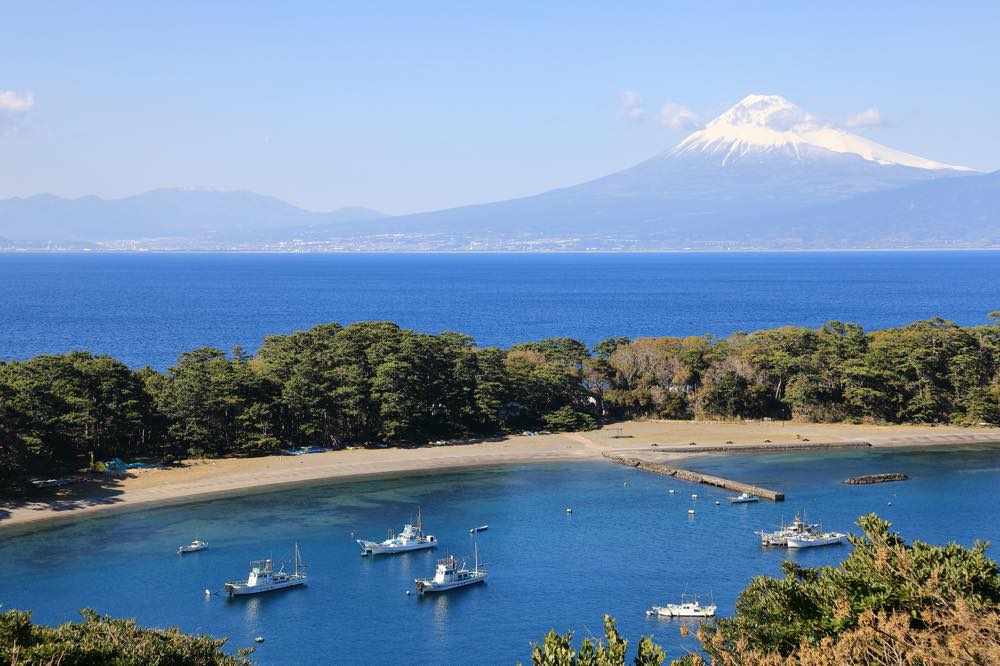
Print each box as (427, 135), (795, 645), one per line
(1, 2), (997, 214)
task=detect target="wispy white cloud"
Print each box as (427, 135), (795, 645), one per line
(846, 106), (884, 129)
(617, 90), (646, 121)
(0, 90), (34, 135)
(659, 102), (700, 131)
(0, 90), (34, 113)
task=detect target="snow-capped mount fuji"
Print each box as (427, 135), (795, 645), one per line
(2, 94), (995, 250)
(339, 93), (991, 248)
(539, 93), (974, 209)
(671, 94), (970, 171)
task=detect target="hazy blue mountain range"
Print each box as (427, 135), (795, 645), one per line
(1, 95), (997, 250)
(0, 189), (386, 246)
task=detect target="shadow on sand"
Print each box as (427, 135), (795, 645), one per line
(0, 474), (132, 525)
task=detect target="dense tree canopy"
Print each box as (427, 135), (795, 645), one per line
(2, 316), (1000, 487)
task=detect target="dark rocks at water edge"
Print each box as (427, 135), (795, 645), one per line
(844, 473), (909, 484)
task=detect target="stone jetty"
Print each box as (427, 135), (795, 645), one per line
(603, 453), (784, 501)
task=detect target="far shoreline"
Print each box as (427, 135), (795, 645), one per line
(3, 420), (999, 534)
(5, 248), (1000, 255)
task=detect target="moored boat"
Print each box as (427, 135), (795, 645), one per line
(757, 513), (820, 546)
(758, 513), (845, 547)
(178, 538), (208, 554)
(786, 531), (846, 548)
(469, 525), (489, 533)
(646, 597), (716, 618)
(414, 544), (487, 594)
(357, 508), (437, 556)
(729, 492), (759, 504)
(224, 544), (307, 597)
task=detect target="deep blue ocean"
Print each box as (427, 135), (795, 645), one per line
(2, 251), (1000, 368)
(1, 448), (999, 664)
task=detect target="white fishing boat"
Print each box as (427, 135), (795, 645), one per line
(728, 492), (759, 504)
(786, 531), (846, 548)
(178, 538), (208, 554)
(469, 525), (489, 533)
(646, 596), (716, 618)
(224, 544), (307, 597)
(758, 513), (843, 547)
(757, 513), (818, 546)
(357, 509), (437, 556)
(414, 544), (487, 594)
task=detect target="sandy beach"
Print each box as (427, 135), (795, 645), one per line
(3, 420), (998, 531)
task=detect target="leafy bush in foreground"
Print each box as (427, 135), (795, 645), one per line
(526, 615), (664, 666)
(527, 514), (1000, 665)
(0, 608), (252, 666)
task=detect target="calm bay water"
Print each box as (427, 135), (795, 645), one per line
(2, 251), (1000, 368)
(2, 447), (999, 664)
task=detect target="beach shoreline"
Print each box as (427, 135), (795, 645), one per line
(3, 420), (998, 532)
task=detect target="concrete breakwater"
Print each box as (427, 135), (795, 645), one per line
(844, 472), (909, 484)
(603, 453), (785, 501)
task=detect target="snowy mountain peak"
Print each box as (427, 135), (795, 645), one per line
(711, 94), (805, 129)
(671, 94), (970, 171)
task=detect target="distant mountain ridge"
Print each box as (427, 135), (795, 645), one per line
(2, 94), (997, 250)
(0, 189), (386, 244)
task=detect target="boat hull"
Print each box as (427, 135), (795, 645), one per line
(646, 605), (716, 618)
(225, 577), (307, 596)
(785, 535), (844, 548)
(414, 574), (487, 594)
(358, 540), (436, 556)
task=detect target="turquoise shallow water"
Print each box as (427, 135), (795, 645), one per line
(1, 446), (998, 664)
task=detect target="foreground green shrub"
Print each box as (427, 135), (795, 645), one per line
(705, 513), (1000, 658)
(0, 608), (252, 666)
(527, 514), (1000, 665)
(526, 615), (664, 666)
